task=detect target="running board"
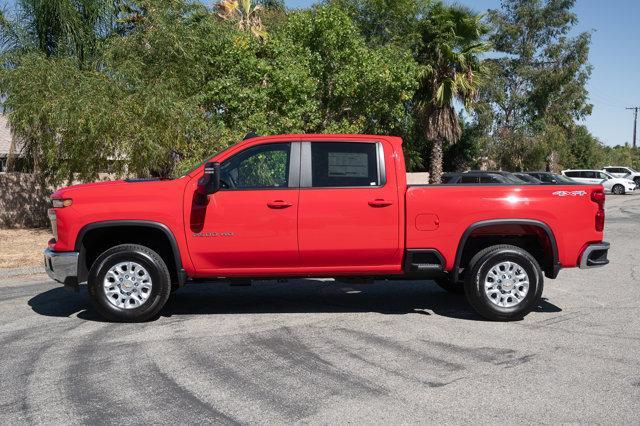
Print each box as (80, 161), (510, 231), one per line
(404, 249), (446, 277)
(409, 263), (443, 273)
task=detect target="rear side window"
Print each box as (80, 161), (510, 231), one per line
(310, 142), (381, 187)
(564, 171), (579, 178)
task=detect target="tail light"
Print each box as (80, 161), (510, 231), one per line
(591, 189), (605, 232)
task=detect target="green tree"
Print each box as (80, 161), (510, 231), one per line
(283, 5), (418, 136)
(481, 0), (593, 171)
(0, 0), (115, 173)
(414, 3), (490, 183)
(328, 0), (430, 47)
(0, 1), (418, 183)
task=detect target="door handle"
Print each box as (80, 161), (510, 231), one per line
(368, 199), (393, 207)
(267, 200), (293, 209)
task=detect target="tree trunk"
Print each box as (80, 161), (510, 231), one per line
(5, 138), (16, 172)
(546, 150), (558, 172)
(429, 139), (444, 184)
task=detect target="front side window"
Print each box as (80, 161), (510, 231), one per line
(220, 143), (291, 189)
(310, 142), (381, 187)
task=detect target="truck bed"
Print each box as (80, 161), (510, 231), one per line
(405, 184), (603, 271)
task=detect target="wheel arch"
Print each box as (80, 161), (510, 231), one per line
(453, 219), (560, 282)
(75, 220), (186, 286)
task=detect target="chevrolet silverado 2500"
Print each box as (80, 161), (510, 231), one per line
(44, 134), (610, 322)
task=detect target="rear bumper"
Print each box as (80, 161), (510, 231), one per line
(44, 248), (79, 291)
(579, 242), (610, 269)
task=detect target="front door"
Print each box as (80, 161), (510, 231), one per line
(185, 142), (300, 275)
(297, 141), (401, 272)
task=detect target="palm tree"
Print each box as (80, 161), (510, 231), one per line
(216, 0), (267, 40)
(414, 3), (490, 183)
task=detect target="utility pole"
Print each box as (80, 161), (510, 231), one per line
(626, 107), (639, 148)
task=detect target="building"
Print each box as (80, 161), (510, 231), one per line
(0, 114), (25, 172)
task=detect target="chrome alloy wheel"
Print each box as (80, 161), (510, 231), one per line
(103, 261), (153, 309)
(484, 261), (529, 308)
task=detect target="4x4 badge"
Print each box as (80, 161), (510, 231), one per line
(552, 190), (587, 197)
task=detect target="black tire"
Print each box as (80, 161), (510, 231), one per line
(433, 277), (464, 294)
(464, 244), (543, 321)
(87, 244), (172, 322)
(612, 184), (625, 195)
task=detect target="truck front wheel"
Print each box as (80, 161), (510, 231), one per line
(464, 245), (543, 321)
(87, 244), (172, 322)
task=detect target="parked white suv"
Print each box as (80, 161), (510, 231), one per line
(602, 166), (640, 186)
(562, 169), (636, 195)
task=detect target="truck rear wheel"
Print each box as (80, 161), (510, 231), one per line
(464, 244), (543, 321)
(87, 244), (171, 322)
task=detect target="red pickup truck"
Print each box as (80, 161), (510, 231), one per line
(44, 134), (609, 322)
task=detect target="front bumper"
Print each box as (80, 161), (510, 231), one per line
(44, 248), (79, 291)
(579, 242), (610, 269)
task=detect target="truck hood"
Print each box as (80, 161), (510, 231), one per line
(51, 178), (176, 199)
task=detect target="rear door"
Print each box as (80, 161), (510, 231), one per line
(564, 171), (587, 183)
(297, 140), (401, 271)
(582, 171), (604, 184)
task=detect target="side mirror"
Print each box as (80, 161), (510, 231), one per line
(197, 162), (221, 196)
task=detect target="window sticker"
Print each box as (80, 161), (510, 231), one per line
(327, 152), (369, 178)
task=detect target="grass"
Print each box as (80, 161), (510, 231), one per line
(0, 228), (52, 269)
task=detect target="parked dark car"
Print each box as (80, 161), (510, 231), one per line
(442, 171), (527, 184)
(513, 173), (542, 183)
(524, 171), (577, 184)
(463, 170), (528, 184)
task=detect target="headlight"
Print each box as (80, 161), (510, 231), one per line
(48, 209), (58, 241)
(51, 198), (72, 208)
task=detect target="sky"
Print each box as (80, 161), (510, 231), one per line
(284, 0), (640, 147)
(2, 0), (638, 146)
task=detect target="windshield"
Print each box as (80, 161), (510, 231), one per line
(502, 172), (528, 184)
(515, 173), (540, 183)
(601, 172), (614, 180)
(184, 142), (241, 176)
(553, 173), (578, 183)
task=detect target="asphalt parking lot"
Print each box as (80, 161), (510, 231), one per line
(1, 194), (639, 424)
